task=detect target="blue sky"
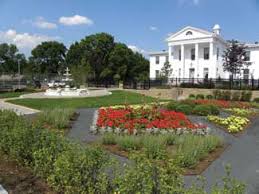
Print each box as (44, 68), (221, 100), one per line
(0, 0), (259, 56)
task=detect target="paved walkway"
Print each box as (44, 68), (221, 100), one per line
(67, 108), (100, 143)
(0, 98), (39, 115)
(187, 115), (259, 194)
(0, 185), (7, 194)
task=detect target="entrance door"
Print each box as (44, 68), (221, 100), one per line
(189, 68), (195, 79)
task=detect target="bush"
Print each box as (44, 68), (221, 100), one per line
(212, 89), (222, 99)
(174, 104), (193, 115)
(166, 101), (178, 110)
(196, 94), (205, 99)
(221, 90), (231, 101)
(35, 108), (75, 130)
(188, 94), (196, 99)
(193, 104), (219, 116)
(0, 110), (110, 193)
(102, 133), (117, 145)
(206, 94), (214, 99)
(253, 98), (259, 103)
(240, 90), (252, 102)
(142, 135), (166, 159)
(117, 136), (142, 151)
(231, 91), (241, 101)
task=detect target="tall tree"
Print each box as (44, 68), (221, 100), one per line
(30, 41), (67, 75)
(222, 40), (250, 79)
(80, 33), (115, 80)
(66, 42), (84, 68)
(160, 61), (172, 81)
(0, 43), (26, 75)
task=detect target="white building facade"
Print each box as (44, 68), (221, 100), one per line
(150, 25), (259, 80)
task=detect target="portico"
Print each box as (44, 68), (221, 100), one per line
(149, 25), (229, 79)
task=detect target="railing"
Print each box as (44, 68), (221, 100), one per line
(123, 78), (259, 90)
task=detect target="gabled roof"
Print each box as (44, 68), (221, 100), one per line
(166, 26), (213, 42)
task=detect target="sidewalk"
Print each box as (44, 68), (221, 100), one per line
(0, 185), (7, 194)
(0, 98), (39, 115)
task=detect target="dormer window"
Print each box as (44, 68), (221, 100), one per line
(186, 31), (193, 36)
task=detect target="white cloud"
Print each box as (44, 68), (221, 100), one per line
(178, 0), (200, 6)
(34, 17), (57, 29)
(128, 45), (146, 54)
(149, 26), (158, 31)
(0, 29), (57, 50)
(59, 15), (93, 26)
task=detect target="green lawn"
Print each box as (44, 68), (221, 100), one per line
(8, 90), (161, 110)
(0, 92), (29, 99)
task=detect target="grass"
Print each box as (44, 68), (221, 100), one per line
(0, 91), (29, 99)
(101, 134), (223, 167)
(34, 108), (75, 130)
(7, 90), (160, 110)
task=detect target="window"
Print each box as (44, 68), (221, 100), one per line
(191, 48), (195, 61)
(179, 49), (181, 61)
(155, 70), (160, 78)
(204, 47), (210, 60)
(244, 51), (250, 61)
(166, 56), (169, 62)
(189, 68), (195, 79)
(243, 69), (249, 80)
(155, 56), (159, 64)
(203, 68), (209, 79)
(178, 68), (181, 78)
(217, 48), (220, 60)
(186, 31), (193, 36)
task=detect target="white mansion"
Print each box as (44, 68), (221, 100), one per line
(149, 25), (259, 80)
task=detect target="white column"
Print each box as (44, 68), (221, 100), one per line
(195, 43), (199, 78)
(210, 41), (214, 78)
(168, 46), (172, 62)
(181, 44), (185, 78)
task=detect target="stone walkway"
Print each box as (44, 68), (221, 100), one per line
(0, 98), (39, 115)
(187, 115), (259, 194)
(0, 185), (7, 194)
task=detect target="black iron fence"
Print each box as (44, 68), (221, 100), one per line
(123, 78), (259, 90)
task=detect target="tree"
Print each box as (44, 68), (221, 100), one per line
(80, 33), (115, 80)
(66, 42), (84, 68)
(0, 43), (27, 75)
(70, 57), (92, 86)
(160, 61), (172, 81)
(30, 41), (67, 75)
(222, 40), (250, 79)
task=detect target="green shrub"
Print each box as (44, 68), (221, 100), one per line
(221, 90), (231, 101)
(188, 94), (196, 99)
(48, 145), (109, 194)
(253, 97), (259, 103)
(175, 135), (222, 168)
(240, 90), (252, 102)
(166, 101), (178, 110)
(165, 134), (177, 145)
(206, 94), (214, 99)
(231, 91), (241, 101)
(196, 94), (205, 99)
(35, 108), (75, 130)
(102, 133), (117, 145)
(174, 104), (193, 115)
(142, 135), (166, 159)
(193, 104), (219, 116)
(212, 89), (222, 99)
(0, 110), (110, 193)
(117, 136), (142, 151)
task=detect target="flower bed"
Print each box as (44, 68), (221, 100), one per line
(224, 108), (255, 118)
(207, 115), (249, 133)
(193, 100), (251, 109)
(92, 106), (208, 135)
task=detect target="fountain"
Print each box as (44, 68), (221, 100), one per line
(44, 67), (89, 97)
